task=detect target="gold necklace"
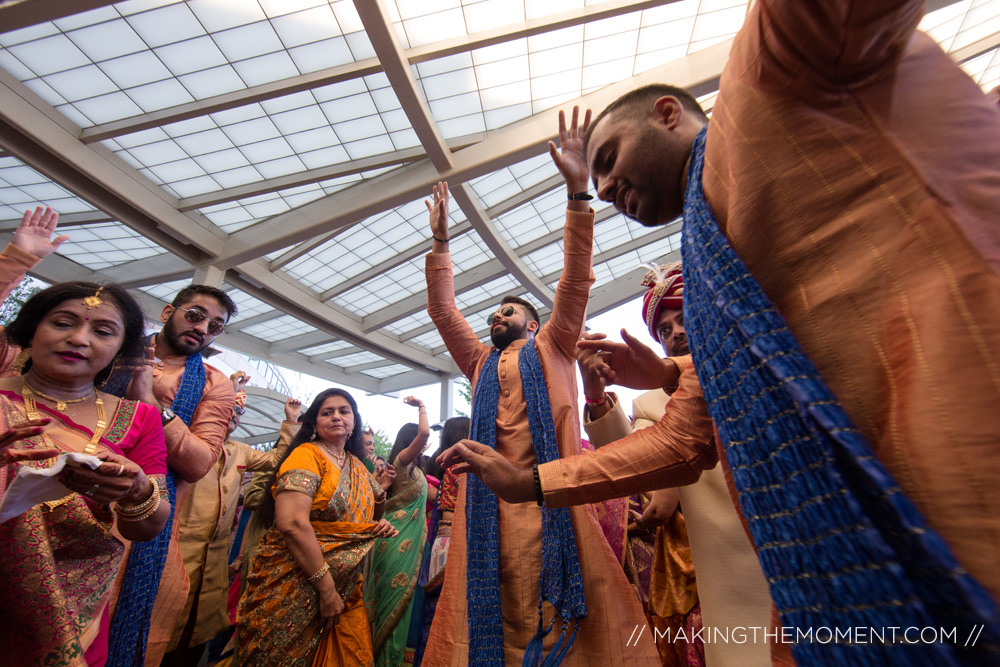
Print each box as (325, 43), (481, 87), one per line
(22, 379), (94, 412)
(318, 441), (347, 466)
(22, 378), (107, 455)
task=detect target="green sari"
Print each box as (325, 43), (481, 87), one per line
(365, 457), (427, 666)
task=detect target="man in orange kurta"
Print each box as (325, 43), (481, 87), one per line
(448, 0), (1000, 618)
(422, 119), (658, 664)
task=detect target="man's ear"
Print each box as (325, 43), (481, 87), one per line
(652, 95), (684, 129)
(160, 305), (173, 324)
(527, 320), (539, 333)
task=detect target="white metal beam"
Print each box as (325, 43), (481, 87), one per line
(354, 0), (453, 171)
(77, 0), (679, 143)
(452, 183), (555, 307)
(215, 40), (731, 267)
(0, 70), (225, 258)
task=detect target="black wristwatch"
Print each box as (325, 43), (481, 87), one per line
(160, 407), (177, 426)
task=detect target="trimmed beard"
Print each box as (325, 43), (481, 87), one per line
(161, 315), (208, 356)
(490, 320), (527, 350)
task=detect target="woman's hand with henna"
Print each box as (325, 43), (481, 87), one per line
(0, 418), (57, 466)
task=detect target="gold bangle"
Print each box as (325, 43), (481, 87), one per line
(307, 562), (330, 584)
(115, 492), (161, 522)
(116, 477), (159, 515)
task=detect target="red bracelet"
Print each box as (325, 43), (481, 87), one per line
(585, 393), (607, 406)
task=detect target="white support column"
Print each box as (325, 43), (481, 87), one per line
(440, 376), (454, 421)
(193, 265), (225, 287)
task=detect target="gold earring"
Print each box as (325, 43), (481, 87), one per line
(12, 347), (30, 374)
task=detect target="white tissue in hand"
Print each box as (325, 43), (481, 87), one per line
(0, 452), (103, 522)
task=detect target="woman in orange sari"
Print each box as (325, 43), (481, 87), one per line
(236, 388), (397, 666)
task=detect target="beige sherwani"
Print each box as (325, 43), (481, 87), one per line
(585, 390), (773, 667)
(168, 437), (289, 648)
(423, 209), (659, 665)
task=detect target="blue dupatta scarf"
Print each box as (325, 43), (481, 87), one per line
(466, 341), (587, 667)
(681, 127), (1000, 664)
(106, 348), (205, 667)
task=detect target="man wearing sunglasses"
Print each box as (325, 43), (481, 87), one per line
(421, 107), (660, 665)
(123, 283), (239, 666)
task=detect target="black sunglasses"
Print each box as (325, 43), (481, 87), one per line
(175, 306), (226, 336)
(486, 305), (516, 328)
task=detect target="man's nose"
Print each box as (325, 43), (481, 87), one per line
(596, 176), (614, 202)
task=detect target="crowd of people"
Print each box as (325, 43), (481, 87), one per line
(2, 1), (1000, 665)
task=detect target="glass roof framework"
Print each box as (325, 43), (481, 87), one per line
(0, 0), (995, 396)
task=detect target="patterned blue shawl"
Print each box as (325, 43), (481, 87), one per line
(466, 340), (587, 667)
(106, 346), (205, 666)
(682, 127), (1000, 664)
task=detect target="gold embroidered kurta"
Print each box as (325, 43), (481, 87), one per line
(169, 437), (290, 647)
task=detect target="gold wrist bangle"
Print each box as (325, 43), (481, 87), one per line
(307, 562), (330, 584)
(116, 477), (159, 516)
(115, 493), (161, 522)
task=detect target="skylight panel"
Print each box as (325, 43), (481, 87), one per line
(214, 22), (284, 63)
(0, 23), (60, 49)
(525, 0), (582, 20)
(155, 36), (228, 76)
(66, 19), (147, 62)
(242, 315), (319, 342)
(952, 2), (1000, 53)
(57, 221), (165, 270)
(233, 51), (300, 87)
(962, 47), (1000, 90)
(100, 51), (172, 89)
(273, 5), (345, 47)
(289, 37), (356, 73)
(130, 79), (197, 112)
(44, 65), (118, 102)
(126, 3), (205, 49)
(345, 135), (395, 159)
(383, 312), (430, 335)
(689, 5), (747, 49)
(409, 329), (444, 350)
(327, 351), (383, 368)
(400, 7), (467, 48)
(7, 34), (89, 76)
(187, 0), (267, 33)
(138, 279), (192, 302)
(179, 65), (246, 99)
(321, 92), (379, 124)
(464, 0), (526, 33)
(299, 340), (354, 357)
(360, 364), (411, 380)
(259, 0), (329, 19)
(344, 30), (377, 60)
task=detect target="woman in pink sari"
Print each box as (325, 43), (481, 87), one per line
(0, 207), (170, 666)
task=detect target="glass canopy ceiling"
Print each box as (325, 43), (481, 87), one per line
(0, 0), (996, 395)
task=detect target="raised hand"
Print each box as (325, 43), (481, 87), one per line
(284, 398), (302, 422)
(548, 106), (593, 193)
(403, 395), (424, 409)
(12, 206), (69, 259)
(230, 370), (251, 393)
(426, 181), (450, 249)
(576, 328), (680, 390)
(0, 418), (58, 466)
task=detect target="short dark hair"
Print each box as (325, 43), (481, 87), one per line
(583, 84), (709, 157)
(171, 284), (238, 321)
(500, 295), (540, 325)
(5, 282), (147, 385)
